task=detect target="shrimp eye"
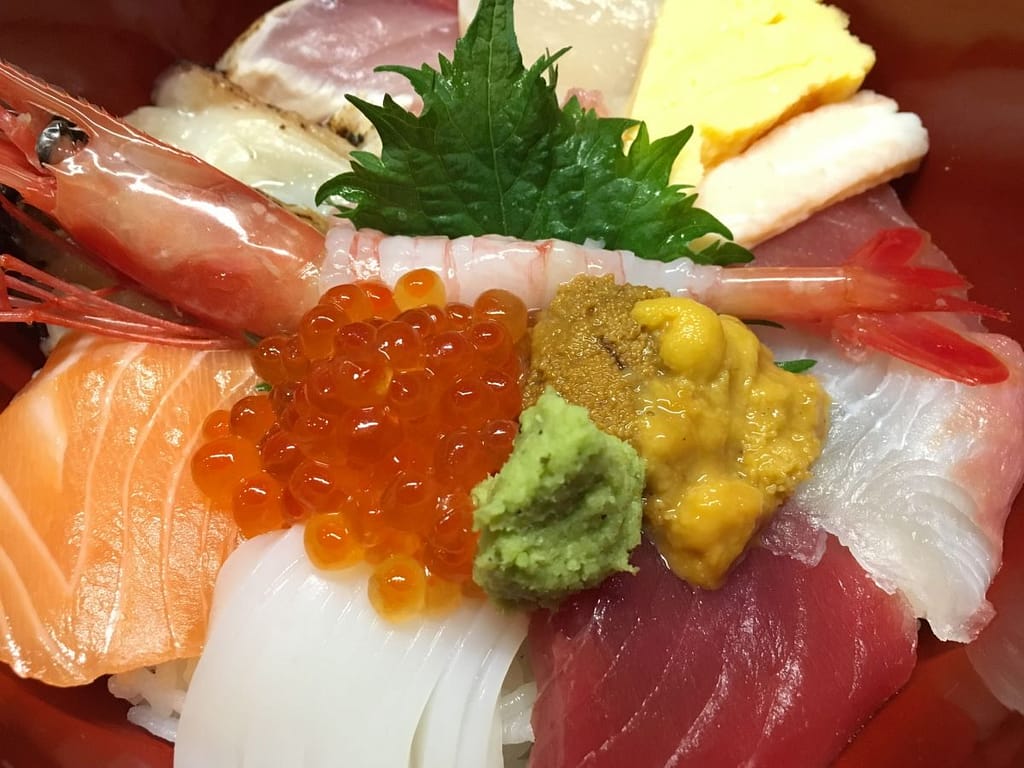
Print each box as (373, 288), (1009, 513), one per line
(36, 116), (88, 165)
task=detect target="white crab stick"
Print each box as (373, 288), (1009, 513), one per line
(174, 525), (527, 768)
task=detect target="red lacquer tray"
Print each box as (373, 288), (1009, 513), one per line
(0, 1), (1022, 766)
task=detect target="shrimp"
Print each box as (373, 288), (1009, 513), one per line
(0, 61), (1009, 383)
(0, 60), (324, 340)
(323, 224), (1010, 384)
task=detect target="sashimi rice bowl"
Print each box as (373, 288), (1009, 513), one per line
(1, 0), (1024, 766)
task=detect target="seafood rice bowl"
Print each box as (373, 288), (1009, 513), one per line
(1, 1), (1023, 766)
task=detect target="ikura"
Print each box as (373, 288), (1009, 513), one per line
(191, 272), (527, 620)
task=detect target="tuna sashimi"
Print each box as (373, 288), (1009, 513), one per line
(529, 536), (918, 768)
(0, 333), (254, 686)
(753, 185), (964, 270)
(218, 0), (458, 120)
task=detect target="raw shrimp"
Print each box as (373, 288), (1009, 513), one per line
(0, 60), (324, 339)
(323, 224), (1010, 384)
(0, 60), (1008, 383)
(0, 188), (231, 347)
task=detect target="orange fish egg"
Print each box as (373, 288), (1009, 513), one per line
(359, 281), (401, 320)
(474, 288), (529, 342)
(369, 555), (428, 621)
(191, 280), (528, 619)
(394, 268), (447, 311)
(304, 512), (363, 570)
(202, 409), (232, 440)
(229, 395), (276, 442)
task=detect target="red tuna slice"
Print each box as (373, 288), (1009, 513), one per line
(753, 185), (933, 268)
(528, 536), (918, 768)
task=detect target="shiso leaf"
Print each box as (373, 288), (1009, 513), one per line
(776, 358), (818, 373)
(316, 0), (752, 266)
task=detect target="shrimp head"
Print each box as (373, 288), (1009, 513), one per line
(0, 60), (325, 339)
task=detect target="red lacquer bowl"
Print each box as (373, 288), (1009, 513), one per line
(0, 1), (1022, 766)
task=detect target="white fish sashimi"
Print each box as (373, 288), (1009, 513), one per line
(175, 526), (527, 768)
(759, 327), (1024, 642)
(458, 0), (663, 116)
(218, 0), (458, 119)
(127, 65), (356, 213)
(967, 559), (1024, 713)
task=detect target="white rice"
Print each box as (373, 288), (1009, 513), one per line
(108, 658), (198, 743)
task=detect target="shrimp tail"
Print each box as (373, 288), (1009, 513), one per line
(0, 254), (240, 349)
(832, 313), (1010, 385)
(849, 228), (1007, 321)
(828, 228), (1011, 384)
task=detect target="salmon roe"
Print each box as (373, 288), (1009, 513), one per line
(191, 275), (526, 620)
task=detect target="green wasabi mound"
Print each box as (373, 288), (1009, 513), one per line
(472, 387), (645, 607)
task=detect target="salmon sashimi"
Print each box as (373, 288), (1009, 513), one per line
(0, 333), (255, 686)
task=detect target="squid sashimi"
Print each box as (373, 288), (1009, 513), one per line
(175, 525), (527, 768)
(528, 535), (918, 768)
(0, 334), (254, 686)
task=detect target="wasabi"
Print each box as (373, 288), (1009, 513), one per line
(472, 387), (645, 607)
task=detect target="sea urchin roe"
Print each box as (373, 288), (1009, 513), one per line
(191, 278), (527, 620)
(524, 275), (665, 442)
(631, 297), (829, 588)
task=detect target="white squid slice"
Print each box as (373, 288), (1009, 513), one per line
(174, 526), (527, 768)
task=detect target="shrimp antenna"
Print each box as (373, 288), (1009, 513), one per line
(0, 253), (242, 349)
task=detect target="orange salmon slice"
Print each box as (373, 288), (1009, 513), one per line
(0, 333), (254, 686)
